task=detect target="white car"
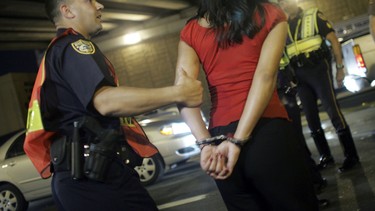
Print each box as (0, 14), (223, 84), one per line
(0, 130), (51, 211)
(0, 105), (201, 210)
(135, 105), (202, 185)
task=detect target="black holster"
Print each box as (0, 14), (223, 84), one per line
(50, 116), (144, 182)
(83, 128), (120, 182)
(50, 136), (71, 173)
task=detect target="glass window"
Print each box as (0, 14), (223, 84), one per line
(6, 133), (26, 159)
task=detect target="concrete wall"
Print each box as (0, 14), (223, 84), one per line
(0, 73), (35, 136)
(298, 0), (369, 23)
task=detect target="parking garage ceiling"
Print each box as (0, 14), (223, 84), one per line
(0, 0), (198, 51)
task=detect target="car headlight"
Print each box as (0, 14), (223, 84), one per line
(160, 123), (191, 136)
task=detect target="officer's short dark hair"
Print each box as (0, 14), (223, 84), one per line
(45, 0), (66, 24)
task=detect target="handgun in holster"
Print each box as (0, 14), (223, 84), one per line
(76, 116), (122, 182)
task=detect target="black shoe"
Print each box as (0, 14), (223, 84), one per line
(317, 155), (334, 170)
(314, 178), (327, 194)
(338, 157), (360, 173)
(319, 199), (330, 209)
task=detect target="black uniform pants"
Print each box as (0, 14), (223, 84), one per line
(277, 89), (324, 185)
(51, 159), (158, 211)
(294, 59), (349, 132)
(210, 118), (319, 211)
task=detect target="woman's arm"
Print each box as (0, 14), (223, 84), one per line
(234, 21), (288, 140)
(175, 40), (220, 173)
(175, 40), (211, 141)
(212, 21), (288, 180)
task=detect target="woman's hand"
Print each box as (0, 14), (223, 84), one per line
(200, 145), (216, 171)
(200, 141), (240, 180)
(213, 141), (241, 179)
(200, 144), (227, 177)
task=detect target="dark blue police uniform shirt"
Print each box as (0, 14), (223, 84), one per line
(41, 28), (119, 136)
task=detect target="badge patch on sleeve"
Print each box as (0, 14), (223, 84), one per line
(71, 39), (95, 54)
(318, 13), (327, 21)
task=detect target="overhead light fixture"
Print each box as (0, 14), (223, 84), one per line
(123, 32), (141, 45)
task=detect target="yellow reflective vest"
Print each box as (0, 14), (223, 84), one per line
(280, 8), (323, 68)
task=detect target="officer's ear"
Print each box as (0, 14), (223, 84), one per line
(59, 3), (75, 20)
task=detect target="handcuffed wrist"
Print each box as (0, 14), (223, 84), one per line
(226, 137), (249, 148)
(200, 144), (210, 151)
(196, 135), (250, 149)
(196, 135), (227, 147)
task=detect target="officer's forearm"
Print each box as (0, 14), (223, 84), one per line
(326, 32), (343, 66)
(93, 86), (189, 117)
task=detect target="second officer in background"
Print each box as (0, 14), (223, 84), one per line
(278, 0), (360, 173)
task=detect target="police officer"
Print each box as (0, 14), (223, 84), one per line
(24, 0), (203, 210)
(278, 0), (360, 173)
(277, 65), (329, 208)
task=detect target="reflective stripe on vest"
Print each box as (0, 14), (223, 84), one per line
(279, 51), (290, 70)
(286, 35), (323, 58)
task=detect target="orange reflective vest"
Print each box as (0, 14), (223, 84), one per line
(24, 28), (158, 179)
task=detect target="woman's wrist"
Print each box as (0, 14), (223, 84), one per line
(196, 135), (227, 146)
(196, 135), (251, 149)
(226, 137), (250, 148)
(200, 144), (211, 151)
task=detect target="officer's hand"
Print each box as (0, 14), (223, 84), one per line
(336, 68), (345, 88)
(175, 70), (203, 107)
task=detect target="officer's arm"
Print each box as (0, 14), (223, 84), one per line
(326, 32), (345, 85)
(92, 77), (203, 117)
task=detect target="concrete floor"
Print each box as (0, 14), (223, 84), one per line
(302, 101), (375, 211)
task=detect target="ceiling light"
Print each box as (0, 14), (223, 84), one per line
(123, 32), (141, 45)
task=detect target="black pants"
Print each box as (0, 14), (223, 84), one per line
(210, 118), (319, 211)
(277, 88), (324, 185)
(295, 59), (349, 132)
(51, 159), (158, 211)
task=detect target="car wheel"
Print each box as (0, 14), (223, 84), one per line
(134, 154), (164, 186)
(0, 184), (28, 211)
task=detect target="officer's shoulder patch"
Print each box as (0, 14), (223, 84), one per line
(318, 13), (327, 21)
(71, 39), (95, 55)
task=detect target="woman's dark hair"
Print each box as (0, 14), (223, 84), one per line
(45, 0), (66, 24)
(192, 0), (269, 47)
